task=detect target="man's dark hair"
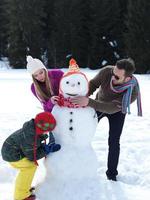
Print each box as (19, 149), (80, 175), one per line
(116, 58), (136, 77)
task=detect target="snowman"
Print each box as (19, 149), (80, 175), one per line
(37, 59), (100, 200)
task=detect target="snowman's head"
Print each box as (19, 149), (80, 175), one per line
(59, 59), (89, 98)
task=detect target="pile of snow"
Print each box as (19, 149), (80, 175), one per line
(0, 57), (10, 69)
(0, 69), (150, 200)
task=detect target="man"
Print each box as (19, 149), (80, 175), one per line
(71, 58), (142, 181)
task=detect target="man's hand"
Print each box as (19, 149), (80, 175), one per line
(70, 96), (89, 107)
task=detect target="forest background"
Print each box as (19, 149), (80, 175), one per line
(0, 0), (150, 73)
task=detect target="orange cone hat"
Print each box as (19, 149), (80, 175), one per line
(69, 58), (80, 72)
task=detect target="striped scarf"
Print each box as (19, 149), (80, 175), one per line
(110, 76), (142, 116)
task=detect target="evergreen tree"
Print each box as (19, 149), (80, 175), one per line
(43, 0), (56, 68)
(0, 0), (8, 58)
(89, 0), (123, 69)
(43, 0), (70, 68)
(125, 0), (150, 73)
(45, 0), (72, 68)
(20, 0), (46, 58)
(7, 0), (45, 68)
(45, 0), (92, 68)
(69, 0), (92, 68)
(6, 0), (26, 68)
(117, 0), (128, 59)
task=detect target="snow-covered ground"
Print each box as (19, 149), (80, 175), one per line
(0, 68), (150, 200)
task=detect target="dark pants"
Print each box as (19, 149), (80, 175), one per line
(96, 111), (126, 176)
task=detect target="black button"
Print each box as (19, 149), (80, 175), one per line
(70, 119), (73, 123)
(70, 112), (73, 115)
(69, 127), (73, 131)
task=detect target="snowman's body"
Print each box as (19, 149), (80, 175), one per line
(37, 66), (100, 200)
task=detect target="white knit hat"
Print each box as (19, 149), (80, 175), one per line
(26, 55), (47, 75)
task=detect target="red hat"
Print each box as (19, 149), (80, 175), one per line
(34, 112), (56, 135)
(33, 112), (56, 166)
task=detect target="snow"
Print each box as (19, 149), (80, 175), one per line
(0, 68), (150, 200)
(0, 57), (10, 69)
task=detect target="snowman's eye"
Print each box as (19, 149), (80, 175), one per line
(78, 82), (80, 85)
(66, 81), (69, 84)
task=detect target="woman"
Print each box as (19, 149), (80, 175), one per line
(26, 55), (64, 112)
(26, 55), (64, 144)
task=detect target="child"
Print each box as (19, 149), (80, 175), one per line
(1, 112), (60, 200)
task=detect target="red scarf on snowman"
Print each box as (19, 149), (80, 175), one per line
(57, 94), (80, 108)
(57, 59), (89, 108)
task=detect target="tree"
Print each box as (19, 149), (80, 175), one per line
(42, 0), (56, 68)
(117, 0), (128, 59)
(69, 0), (92, 68)
(7, 0), (45, 68)
(89, 0), (124, 69)
(6, 0), (26, 68)
(124, 0), (150, 73)
(45, 0), (72, 68)
(43, 0), (71, 68)
(45, 0), (92, 68)
(0, 0), (8, 58)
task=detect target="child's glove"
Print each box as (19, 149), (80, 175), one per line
(42, 144), (51, 155)
(42, 143), (61, 155)
(49, 143), (61, 152)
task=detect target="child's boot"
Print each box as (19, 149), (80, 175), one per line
(29, 187), (35, 193)
(24, 194), (36, 200)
